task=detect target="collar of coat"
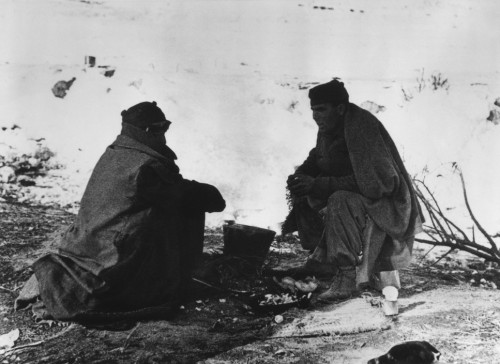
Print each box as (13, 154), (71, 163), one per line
(111, 134), (178, 162)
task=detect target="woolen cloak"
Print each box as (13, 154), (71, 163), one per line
(343, 103), (422, 242)
(287, 103), (422, 273)
(24, 134), (218, 321)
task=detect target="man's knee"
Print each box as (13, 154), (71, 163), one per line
(327, 191), (361, 214)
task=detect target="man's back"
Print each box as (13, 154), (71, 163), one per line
(57, 135), (180, 275)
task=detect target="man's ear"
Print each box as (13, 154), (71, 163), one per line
(336, 104), (346, 115)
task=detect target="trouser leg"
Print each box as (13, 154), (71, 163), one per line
(315, 191), (409, 300)
(294, 198), (324, 251)
(321, 191), (367, 268)
(356, 217), (387, 286)
(315, 191), (365, 300)
(317, 191), (405, 301)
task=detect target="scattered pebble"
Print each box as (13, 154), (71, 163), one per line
(469, 276), (498, 290)
(274, 315), (284, 324)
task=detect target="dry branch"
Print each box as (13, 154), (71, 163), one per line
(0, 285), (15, 293)
(457, 169), (500, 255)
(413, 171), (500, 264)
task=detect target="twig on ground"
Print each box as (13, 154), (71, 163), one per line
(5, 324), (78, 354)
(192, 277), (249, 294)
(431, 248), (456, 267)
(0, 285), (15, 293)
(418, 245), (437, 264)
(121, 322), (140, 352)
(4, 340), (44, 351)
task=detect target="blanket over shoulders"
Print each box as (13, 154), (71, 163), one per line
(20, 135), (207, 321)
(344, 103), (423, 241)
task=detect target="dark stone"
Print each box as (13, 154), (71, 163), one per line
(51, 77), (76, 98)
(487, 109), (500, 125)
(17, 175), (36, 187)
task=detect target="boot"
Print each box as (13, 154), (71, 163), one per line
(303, 257), (337, 278)
(317, 267), (358, 302)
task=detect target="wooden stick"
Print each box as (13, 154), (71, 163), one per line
(431, 247), (456, 266)
(414, 176), (500, 262)
(415, 181), (470, 242)
(4, 340), (44, 351)
(415, 180), (455, 235)
(419, 245), (437, 263)
(121, 322), (140, 351)
(191, 277), (249, 294)
(415, 238), (495, 262)
(5, 324), (78, 353)
(0, 285), (15, 293)
(458, 169), (499, 255)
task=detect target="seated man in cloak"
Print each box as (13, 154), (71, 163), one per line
(283, 80), (423, 301)
(16, 101), (226, 322)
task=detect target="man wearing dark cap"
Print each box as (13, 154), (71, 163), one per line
(284, 80), (422, 301)
(17, 101), (225, 322)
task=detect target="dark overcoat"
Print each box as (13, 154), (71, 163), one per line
(33, 135), (206, 320)
(288, 103), (423, 274)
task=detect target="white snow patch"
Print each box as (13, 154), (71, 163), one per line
(0, 0), (499, 235)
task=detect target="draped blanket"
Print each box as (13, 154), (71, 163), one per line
(284, 103), (423, 273)
(16, 135), (208, 321)
(344, 104), (422, 241)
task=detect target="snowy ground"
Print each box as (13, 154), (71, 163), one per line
(0, 0), (499, 236)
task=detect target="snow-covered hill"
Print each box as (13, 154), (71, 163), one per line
(0, 0), (499, 235)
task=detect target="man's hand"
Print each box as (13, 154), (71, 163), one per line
(288, 174), (315, 197)
(184, 182), (226, 213)
(202, 184), (226, 212)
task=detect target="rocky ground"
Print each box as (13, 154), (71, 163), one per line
(1, 201), (500, 364)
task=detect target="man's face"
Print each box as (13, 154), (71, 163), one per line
(147, 120), (171, 135)
(311, 103), (344, 133)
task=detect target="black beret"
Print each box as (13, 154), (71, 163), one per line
(308, 80), (349, 106)
(121, 101), (168, 129)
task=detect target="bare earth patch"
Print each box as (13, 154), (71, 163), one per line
(1, 202), (500, 364)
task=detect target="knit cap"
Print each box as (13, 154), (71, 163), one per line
(121, 101), (168, 129)
(309, 79), (349, 106)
